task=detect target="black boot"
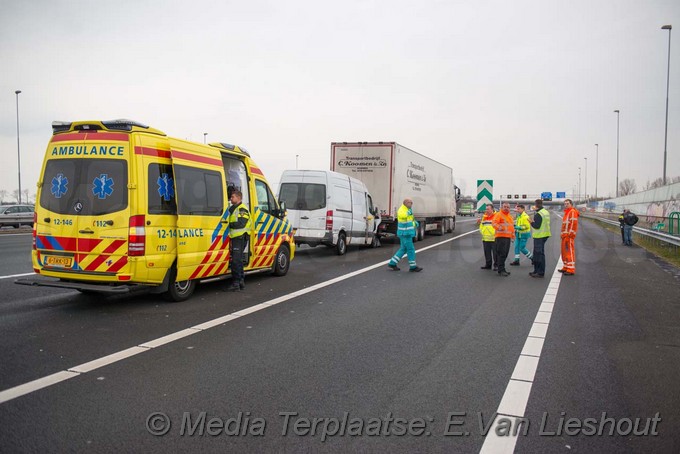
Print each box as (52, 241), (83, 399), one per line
(239, 279), (245, 290)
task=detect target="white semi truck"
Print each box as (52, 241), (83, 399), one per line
(330, 142), (459, 241)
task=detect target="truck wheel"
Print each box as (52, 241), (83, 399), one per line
(273, 245), (290, 276)
(163, 267), (196, 302)
(438, 222), (445, 236)
(417, 224), (425, 241)
(336, 232), (347, 255)
(447, 218), (454, 233)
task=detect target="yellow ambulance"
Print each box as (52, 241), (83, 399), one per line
(17, 119), (294, 301)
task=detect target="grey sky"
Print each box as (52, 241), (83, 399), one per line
(1, 0), (679, 201)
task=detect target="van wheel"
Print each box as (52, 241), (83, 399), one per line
(273, 245), (290, 276)
(336, 233), (347, 255)
(370, 235), (380, 248)
(163, 268), (196, 302)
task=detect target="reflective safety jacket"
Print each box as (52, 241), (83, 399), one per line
(397, 204), (416, 238)
(228, 203), (251, 238)
(514, 212), (532, 239)
(561, 207), (579, 239)
(531, 208), (551, 238)
(479, 213), (496, 242)
(492, 211), (515, 239)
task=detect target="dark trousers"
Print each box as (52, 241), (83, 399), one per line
(532, 237), (548, 275)
(230, 235), (246, 281)
(495, 237), (511, 273)
(483, 240), (498, 267)
(620, 225), (625, 243)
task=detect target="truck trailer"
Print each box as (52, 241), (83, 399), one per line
(330, 142), (459, 241)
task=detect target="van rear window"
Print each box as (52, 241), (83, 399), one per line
(279, 183), (326, 210)
(40, 159), (128, 215)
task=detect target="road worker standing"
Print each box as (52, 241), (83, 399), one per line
(559, 199), (579, 276)
(510, 204), (533, 266)
(227, 190), (252, 291)
(387, 198), (423, 272)
(529, 199), (551, 278)
(478, 204), (498, 270)
(492, 202), (515, 276)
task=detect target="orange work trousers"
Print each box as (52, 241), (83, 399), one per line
(561, 236), (576, 273)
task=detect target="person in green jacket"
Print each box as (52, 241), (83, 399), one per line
(387, 198), (423, 272)
(510, 204), (533, 266)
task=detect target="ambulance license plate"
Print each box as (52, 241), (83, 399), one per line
(45, 256), (73, 268)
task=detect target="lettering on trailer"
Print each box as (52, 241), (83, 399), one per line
(477, 180), (493, 212)
(336, 156), (387, 169)
(406, 162), (426, 186)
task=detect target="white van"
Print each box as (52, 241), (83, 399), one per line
(278, 170), (380, 255)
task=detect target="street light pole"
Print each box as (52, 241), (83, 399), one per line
(662, 25), (672, 185)
(584, 157), (588, 204)
(203, 132), (208, 144)
(614, 109), (620, 197)
(578, 167), (581, 204)
(295, 154), (299, 169)
(15, 90), (22, 204)
(594, 143), (599, 200)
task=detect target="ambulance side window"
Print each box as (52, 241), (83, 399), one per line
(254, 180), (276, 215)
(148, 163), (177, 215)
(174, 165), (224, 216)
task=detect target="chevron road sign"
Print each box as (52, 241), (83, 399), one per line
(477, 180), (493, 212)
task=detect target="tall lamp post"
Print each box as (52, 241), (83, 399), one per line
(578, 167), (582, 204)
(295, 154), (299, 169)
(15, 90), (22, 204)
(584, 157), (588, 204)
(614, 109), (620, 197)
(203, 132), (208, 144)
(594, 143), (599, 200)
(662, 25), (672, 185)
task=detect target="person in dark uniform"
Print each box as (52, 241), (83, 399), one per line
(227, 190), (251, 291)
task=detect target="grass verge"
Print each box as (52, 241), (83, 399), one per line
(587, 218), (680, 268)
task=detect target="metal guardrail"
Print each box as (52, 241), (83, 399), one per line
(582, 213), (680, 248)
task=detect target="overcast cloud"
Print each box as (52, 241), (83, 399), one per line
(1, 0), (678, 201)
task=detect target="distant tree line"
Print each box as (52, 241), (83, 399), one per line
(617, 175), (680, 196)
(0, 189), (35, 204)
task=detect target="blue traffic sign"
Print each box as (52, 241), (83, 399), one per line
(556, 192), (566, 198)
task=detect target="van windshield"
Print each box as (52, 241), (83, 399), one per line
(40, 159), (128, 215)
(279, 183), (326, 210)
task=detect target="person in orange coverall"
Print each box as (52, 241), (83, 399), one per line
(559, 199), (579, 276)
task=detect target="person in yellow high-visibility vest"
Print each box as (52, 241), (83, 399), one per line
(227, 190), (252, 291)
(387, 198), (423, 272)
(477, 204), (498, 270)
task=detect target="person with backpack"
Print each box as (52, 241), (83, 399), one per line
(623, 209), (639, 246)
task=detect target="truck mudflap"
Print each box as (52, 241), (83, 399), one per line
(14, 276), (149, 294)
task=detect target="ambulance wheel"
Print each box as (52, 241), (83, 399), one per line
(273, 245), (290, 276)
(164, 268), (196, 302)
(336, 233), (347, 255)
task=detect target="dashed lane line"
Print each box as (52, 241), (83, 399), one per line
(479, 258), (564, 454)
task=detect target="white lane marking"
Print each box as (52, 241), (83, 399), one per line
(0, 272), (34, 281)
(0, 229), (478, 405)
(479, 259), (564, 454)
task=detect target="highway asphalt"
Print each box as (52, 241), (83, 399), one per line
(0, 215), (677, 453)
